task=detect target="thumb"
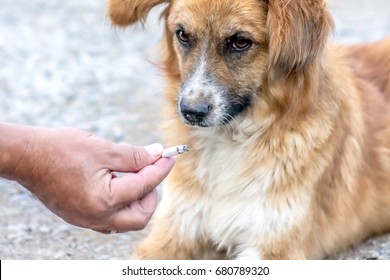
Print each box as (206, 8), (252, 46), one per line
(108, 143), (163, 172)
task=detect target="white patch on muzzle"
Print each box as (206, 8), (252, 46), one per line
(179, 51), (227, 124)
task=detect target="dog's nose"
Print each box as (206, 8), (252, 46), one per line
(180, 100), (211, 123)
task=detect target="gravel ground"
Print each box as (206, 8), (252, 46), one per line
(0, 0), (389, 260)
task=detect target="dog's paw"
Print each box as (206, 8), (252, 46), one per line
(234, 247), (262, 260)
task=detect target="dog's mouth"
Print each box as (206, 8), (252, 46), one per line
(178, 95), (252, 127)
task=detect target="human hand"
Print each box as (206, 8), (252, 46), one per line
(11, 126), (176, 233)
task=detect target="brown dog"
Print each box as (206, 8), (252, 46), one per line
(108, 0), (390, 259)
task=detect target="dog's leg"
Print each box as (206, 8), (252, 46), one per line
(135, 217), (223, 259)
(136, 225), (196, 260)
(233, 229), (315, 260)
(135, 192), (223, 259)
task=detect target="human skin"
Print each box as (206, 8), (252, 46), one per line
(0, 123), (176, 233)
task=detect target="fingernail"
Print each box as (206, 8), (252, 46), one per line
(144, 143), (163, 157)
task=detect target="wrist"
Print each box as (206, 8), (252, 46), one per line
(0, 123), (45, 186)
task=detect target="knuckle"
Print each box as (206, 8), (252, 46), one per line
(140, 184), (154, 199)
(131, 147), (143, 170)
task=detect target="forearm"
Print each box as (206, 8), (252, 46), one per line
(0, 123), (40, 184)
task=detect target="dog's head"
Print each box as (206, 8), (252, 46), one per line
(108, 0), (333, 127)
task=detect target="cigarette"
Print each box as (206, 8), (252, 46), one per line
(162, 145), (190, 157)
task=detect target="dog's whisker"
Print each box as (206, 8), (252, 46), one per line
(222, 113), (240, 135)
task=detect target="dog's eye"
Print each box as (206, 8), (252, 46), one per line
(176, 29), (190, 46)
(230, 35), (253, 52)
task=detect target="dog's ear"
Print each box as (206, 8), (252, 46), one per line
(107, 0), (166, 26)
(266, 0), (333, 80)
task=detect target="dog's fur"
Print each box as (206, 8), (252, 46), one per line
(108, 0), (390, 259)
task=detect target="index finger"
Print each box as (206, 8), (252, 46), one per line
(107, 143), (164, 173)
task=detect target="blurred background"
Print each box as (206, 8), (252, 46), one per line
(1, 0), (389, 259)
